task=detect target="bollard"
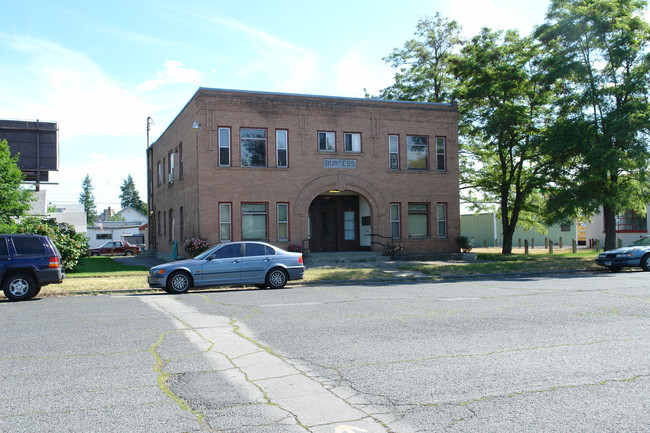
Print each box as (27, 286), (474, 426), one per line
(545, 238), (548, 248)
(484, 239), (488, 248)
(532, 238), (535, 249)
(518, 238), (521, 248)
(524, 239), (529, 254)
(595, 239), (600, 252)
(559, 237), (563, 249)
(618, 237), (622, 248)
(572, 238), (577, 253)
(549, 240), (554, 254)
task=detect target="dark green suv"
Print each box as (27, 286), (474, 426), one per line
(0, 234), (65, 301)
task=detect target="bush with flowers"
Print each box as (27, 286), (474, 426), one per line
(287, 244), (302, 252)
(183, 236), (211, 257)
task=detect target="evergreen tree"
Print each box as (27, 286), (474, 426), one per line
(79, 174), (96, 225)
(119, 174), (147, 215)
(0, 139), (33, 231)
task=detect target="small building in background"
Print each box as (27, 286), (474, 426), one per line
(87, 206), (148, 249)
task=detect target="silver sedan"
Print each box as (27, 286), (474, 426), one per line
(148, 241), (305, 294)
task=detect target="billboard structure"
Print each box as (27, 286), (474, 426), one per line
(0, 119), (58, 188)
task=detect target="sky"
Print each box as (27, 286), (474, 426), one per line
(1, 0), (552, 211)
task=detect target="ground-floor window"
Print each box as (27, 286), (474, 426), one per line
(408, 203), (429, 238)
(219, 203), (231, 242)
(390, 203), (400, 239)
(277, 203), (289, 241)
(242, 203), (268, 240)
(437, 203), (447, 238)
(616, 210), (647, 232)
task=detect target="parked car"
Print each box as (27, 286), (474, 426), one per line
(0, 234), (65, 301)
(148, 241), (305, 293)
(89, 240), (141, 256)
(595, 236), (650, 272)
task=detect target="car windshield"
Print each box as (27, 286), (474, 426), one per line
(628, 237), (650, 247)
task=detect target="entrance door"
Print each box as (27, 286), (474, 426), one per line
(310, 195), (360, 252)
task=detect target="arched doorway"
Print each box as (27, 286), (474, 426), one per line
(309, 192), (372, 252)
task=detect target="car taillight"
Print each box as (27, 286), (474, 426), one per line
(298, 255), (303, 264)
(49, 257), (60, 268)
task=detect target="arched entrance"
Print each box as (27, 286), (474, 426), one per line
(309, 193), (364, 252)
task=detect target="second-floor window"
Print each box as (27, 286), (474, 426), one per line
(168, 151), (174, 184)
(407, 136), (428, 170)
(276, 130), (288, 168)
(436, 137), (446, 171)
(219, 127), (231, 166)
(389, 135), (399, 170)
(241, 128), (267, 167)
(318, 131), (335, 152)
(344, 133), (361, 153)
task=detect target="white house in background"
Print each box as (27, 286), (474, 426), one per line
(27, 190), (87, 234)
(582, 205), (650, 248)
(87, 206), (148, 249)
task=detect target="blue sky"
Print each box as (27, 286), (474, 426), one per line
(1, 0), (552, 210)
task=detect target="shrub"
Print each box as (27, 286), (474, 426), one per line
(15, 217), (89, 271)
(183, 236), (211, 257)
(287, 244), (303, 252)
(457, 236), (473, 253)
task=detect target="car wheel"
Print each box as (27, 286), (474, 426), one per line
(266, 268), (288, 290)
(608, 266), (622, 273)
(124, 250), (134, 256)
(642, 254), (650, 271)
(3, 273), (37, 301)
(166, 271), (192, 294)
(91, 252), (100, 256)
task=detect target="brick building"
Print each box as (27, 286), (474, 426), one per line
(147, 88), (459, 257)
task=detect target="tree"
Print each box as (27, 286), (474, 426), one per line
(119, 174), (147, 215)
(16, 217), (88, 271)
(536, 0), (650, 250)
(375, 13), (464, 103)
(79, 174), (96, 225)
(0, 139), (33, 231)
(451, 29), (555, 253)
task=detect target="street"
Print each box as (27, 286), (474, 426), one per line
(1, 272), (649, 432)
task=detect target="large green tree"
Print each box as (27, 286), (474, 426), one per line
(79, 174), (96, 225)
(451, 29), (555, 253)
(119, 174), (147, 215)
(0, 139), (33, 231)
(536, 0), (650, 250)
(375, 13), (463, 103)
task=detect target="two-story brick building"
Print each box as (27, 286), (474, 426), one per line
(147, 88), (459, 257)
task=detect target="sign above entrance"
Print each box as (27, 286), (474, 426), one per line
(324, 159), (357, 169)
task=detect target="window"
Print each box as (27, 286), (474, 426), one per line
(168, 209), (174, 242)
(277, 203), (289, 241)
(244, 243), (273, 257)
(437, 203), (447, 238)
(240, 128), (267, 167)
(616, 210), (647, 232)
(344, 133), (361, 153)
(168, 151), (175, 184)
(436, 137), (446, 171)
(242, 203), (268, 240)
(157, 211), (162, 235)
(343, 211), (355, 240)
(0, 238), (7, 256)
(178, 142), (184, 179)
(276, 130), (288, 168)
(157, 161), (162, 186)
(218, 127), (231, 166)
(13, 237), (45, 255)
(180, 206), (184, 242)
(390, 203), (401, 239)
(408, 203), (429, 238)
(213, 244), (241, 259)
(219, 203), (231, 242)
(389, 135), (399, 170)
(318, 131), (335, 152)
(96, 234), (111, 240)
(407, 136), (428, 170)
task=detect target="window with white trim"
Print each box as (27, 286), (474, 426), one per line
(157, 161), (162, 186)
(277, 203), (289, 241)
(389, 135), (399, 170)
(276, 130), (288, 168)
(318, 131), (335, 152)
(344, 133), (361, 153)
(218, 127), (231, 166)
(242, 203), (267, 240)
(168, 151), (175, 184)
(219, 203), (231, 242)
(437, 203), (447, 238)
(390, 203), (401, 239)
(241, 128), (267, 167)
(436, 137), (446, 171)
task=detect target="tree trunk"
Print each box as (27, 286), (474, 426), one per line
(501, 212), (516, 254)
(603, 204), (617, 251)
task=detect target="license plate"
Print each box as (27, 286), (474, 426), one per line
(605, 261), (612, 266)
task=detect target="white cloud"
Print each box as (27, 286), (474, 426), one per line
(0, 34), (155, 141)
(334, 46), (395, 97)
(137, 60), (203, 92)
